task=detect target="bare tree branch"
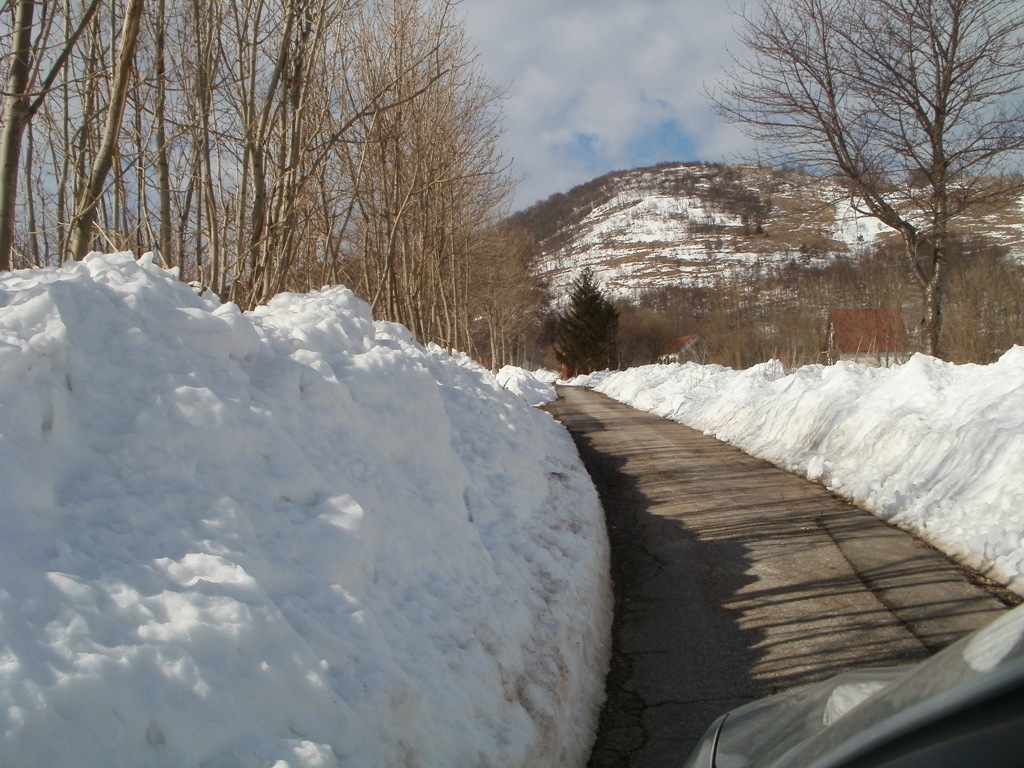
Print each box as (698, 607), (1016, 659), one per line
(711, 0), (1024, 356)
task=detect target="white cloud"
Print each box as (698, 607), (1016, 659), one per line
(462, 0), (753, 209)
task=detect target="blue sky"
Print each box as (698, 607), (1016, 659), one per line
(461, 0), (752, 211)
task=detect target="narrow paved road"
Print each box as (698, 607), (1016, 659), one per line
(549, 387), (1016, 768)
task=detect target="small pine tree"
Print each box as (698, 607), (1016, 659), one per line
(556, 268), (619, 375)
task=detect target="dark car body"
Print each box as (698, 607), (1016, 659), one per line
(682, 602), (1024, 768)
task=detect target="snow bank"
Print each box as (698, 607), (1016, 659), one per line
(531, 368), (561, 385)
(496, 365), (557, 406)
(0, 253), (612, 767)
(562, 369), (616, 388)
(591, 356), (1024, 595)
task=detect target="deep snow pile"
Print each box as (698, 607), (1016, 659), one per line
(585, 355), (1024, 595)
(496, 365), (557, 406)
(0, 253), (612, 767)
(531, 369), (561, 385)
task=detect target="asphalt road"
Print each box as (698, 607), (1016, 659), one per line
(549, 386), (1016, 768)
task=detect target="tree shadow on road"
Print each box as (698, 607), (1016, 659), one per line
(567, 427), (765, 767)
(554, 388), (1006, 768)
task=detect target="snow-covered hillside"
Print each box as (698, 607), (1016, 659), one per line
(0, 254), (612, 767)
(579, 356), (1024, 597)
(520, 163), (1024, 302)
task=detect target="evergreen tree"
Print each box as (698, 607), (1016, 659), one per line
(556, 268), (619, 374)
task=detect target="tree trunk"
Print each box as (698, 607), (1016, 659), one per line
(0, 0), (36, 270)
(0, 0), (102, 269)
(154, 0), (174, 270)
(68, 0), (145, 261)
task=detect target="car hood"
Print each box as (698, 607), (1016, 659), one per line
(693, 603), (1024, 768)
(710, 667), (908, 768)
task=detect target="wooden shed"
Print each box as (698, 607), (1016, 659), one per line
(827, 308), (910, 367)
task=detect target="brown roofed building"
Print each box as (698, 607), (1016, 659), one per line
(828, 308), (910, 367)
(658, 334), (708, 365)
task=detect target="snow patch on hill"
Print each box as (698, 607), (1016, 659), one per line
(530, 164), (1024, 302)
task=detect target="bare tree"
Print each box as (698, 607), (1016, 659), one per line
(345, 0), (511, 347)
(471, 223), (543, 370)
(711, 0), (1024, 357)
(67, 0), (144, 261)
(212, 0), (367, 306)
(0, 0), (102, 269)
(2, 0), (514, 343)
(152, 0), (173, 268)
(941, 234), (1024, 362)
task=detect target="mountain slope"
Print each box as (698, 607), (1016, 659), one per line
(513, 162), (1024, 301)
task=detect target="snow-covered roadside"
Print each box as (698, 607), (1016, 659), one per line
(496, 365), (557, 406)
(0, 253), (612, 767)
(583, 355), (1024, 595)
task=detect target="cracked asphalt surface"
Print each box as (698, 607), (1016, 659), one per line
(549, 387), (1016, 768)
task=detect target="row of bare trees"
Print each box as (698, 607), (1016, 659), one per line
(342, 0), (513, 348)
(1, 0), (531, 359)
(613, 234), (1024, 370)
